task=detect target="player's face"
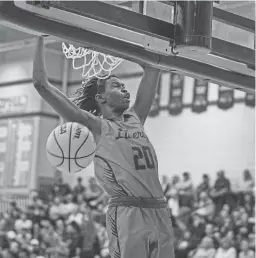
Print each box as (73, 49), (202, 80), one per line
(104, 77), (130, 112)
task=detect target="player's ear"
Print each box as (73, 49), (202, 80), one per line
(95, 93), (106, 104)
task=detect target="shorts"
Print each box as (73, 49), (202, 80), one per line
(106, 197), (175, 258)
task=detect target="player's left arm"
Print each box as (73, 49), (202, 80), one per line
(131, 66), (161, 125)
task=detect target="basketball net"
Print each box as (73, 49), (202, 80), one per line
(62, 43), (123, 80)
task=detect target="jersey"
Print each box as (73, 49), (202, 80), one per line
(93, 109), (164, 198)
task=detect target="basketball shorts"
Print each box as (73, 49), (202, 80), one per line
(106, 196), (175, 258)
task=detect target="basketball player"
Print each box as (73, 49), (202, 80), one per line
(33, 37), (175, 258)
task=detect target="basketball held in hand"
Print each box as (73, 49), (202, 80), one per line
(46, 122), (96, 173)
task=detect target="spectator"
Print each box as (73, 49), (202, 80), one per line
(64, 222), (82, 258)
(17, 248), (30, 258)
(237, 170), (254, 206)
(176, 231), (194, 258)
(171, 175), (180, 191)
(41, 221), (62, 257)
(188, 214), (206, 247)
(214, 208), (231, 229)
(248, 233), (255, 251)
(205, 223), (214, 237)
(67, 206), (83, 226)
(29, 191), (40, 205)
(220, 217), (234, 238)
(32, 223), (40, 241)
(239, 239), (255, 258)
(232, 209), (240, 222)
(234, 212), (249, 234)
(240, 170), (254, 194)
(15, 227), (32, 249)
(189, 236), (216, 258)
(204, 223), (219, 248)
(6, 241), (20, 258)
(197, 174), (211, 199)
(55, 219), (65, 239)
(226, 230), (235, 242)
(161, 175), (172, 198)
(50, 184), (62, 199)
(14, 212), (32, 233)
(9, 202), (21, 217)
(168, 189), (180, 217)
(178, 172), (195, 208)
(215, 237), (237, 258)
(85, 177), (104, 209)
(62, 194), (77, 218)
(57, 178), (72, 196)
(195, 191), (215, 220)
(48, 197), (65, 221)
(211, 170), (232, 213)
(0, 215), (12, 249)
(243, 194), (254, 217)
(79, 212), (100, 258)
(73, 177), (86, 196)
(94, 220), (109, 258)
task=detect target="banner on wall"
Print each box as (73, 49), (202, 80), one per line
(1, 118), (34, 188)
(245, 92), (255, 107)
(0, 96), (28, 115)
(0, 120), (8, 187)
(192, 79), (208, 113)
(132, 73), (254, 118)
(217, 86), (234, 110)
(168, 73), (184, 115)
(148, 76), (162, 117)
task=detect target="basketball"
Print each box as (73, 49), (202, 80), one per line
(46, 122), (96, 173)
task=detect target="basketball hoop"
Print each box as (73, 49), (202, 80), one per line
(62, 43), (123, 79)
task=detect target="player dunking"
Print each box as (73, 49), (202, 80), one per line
(33, 37), (175, 258)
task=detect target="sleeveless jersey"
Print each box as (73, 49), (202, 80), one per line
(93, 109), (164, 198)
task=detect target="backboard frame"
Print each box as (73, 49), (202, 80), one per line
(0, 1), (254, 92)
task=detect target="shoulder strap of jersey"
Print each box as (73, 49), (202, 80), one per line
(124, 108), (144, 128)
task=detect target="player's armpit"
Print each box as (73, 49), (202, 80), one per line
(132, 66), (161, 125)
(34, 79), (102, 143)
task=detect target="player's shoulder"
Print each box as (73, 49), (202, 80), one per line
(123, 107), (144, 128)
(124, 107), (142, 124)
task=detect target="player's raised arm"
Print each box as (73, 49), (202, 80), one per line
(32, 37), (101, 140)
(131, 66), (161, 125)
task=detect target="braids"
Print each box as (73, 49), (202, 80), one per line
(71, 75), (116, 116)
(72, 77), (101, 116)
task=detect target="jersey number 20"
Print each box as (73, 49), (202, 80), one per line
(132, 146), (155, 170)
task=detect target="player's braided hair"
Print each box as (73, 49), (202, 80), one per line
(71, 75), (116, 116)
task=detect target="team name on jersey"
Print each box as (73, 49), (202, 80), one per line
(115, 128), (149, 142)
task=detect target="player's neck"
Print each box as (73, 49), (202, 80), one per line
(101, 107), (124, 121)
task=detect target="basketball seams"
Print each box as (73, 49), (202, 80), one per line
(47, 149), (96, 159)
(47, 122), (96, 173)
(53, 130), (65, 167)
(68, 122), (73, 173)
(74, 129), (90, 159)
(74, 149), (96, 169)
(74, 128), (96, 169)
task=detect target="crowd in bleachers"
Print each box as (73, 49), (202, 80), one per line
(0, 177), (110, 258)
(164, 169), (255, 258)
(0, 169), (254, 258)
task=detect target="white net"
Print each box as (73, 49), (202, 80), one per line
(62, 43), (123, 79)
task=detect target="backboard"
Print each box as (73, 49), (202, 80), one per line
(0, 1), (254, 91)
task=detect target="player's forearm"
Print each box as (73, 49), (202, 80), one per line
(32, 37), (88, 124)
(33, 37), (50, 86)
(133, 67), (161, 124)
